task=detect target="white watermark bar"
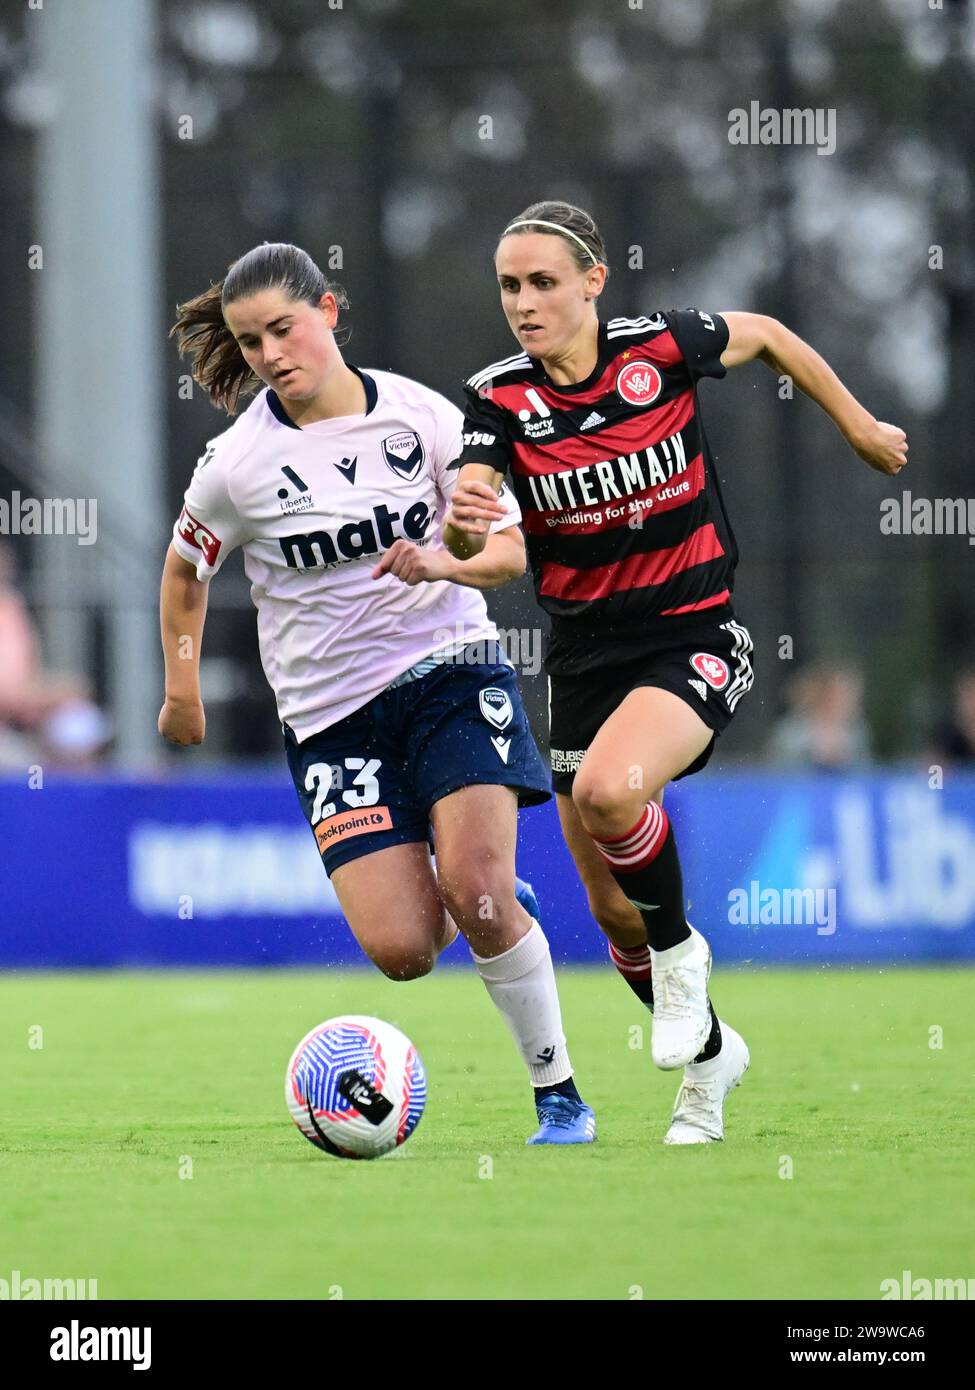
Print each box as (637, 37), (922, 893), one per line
(0, 1269), (98, 1299)
(0, 492), (97, 545)
(880, 491), (975, 544)
(882, 1271), (975, 1300)
(50, 1320), (150, 1370)
(432, 624), (543, 677)
(728, 101), (836, 156)
(728, 881), (837, 936)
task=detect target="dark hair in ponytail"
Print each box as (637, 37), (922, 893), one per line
(499, 200), (609, 275)
(169, 242), (349, 414)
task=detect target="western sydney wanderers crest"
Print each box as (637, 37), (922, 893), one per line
(615, 360), (663, 407)
(690, 652), (730, 690)
(382, 431), (425, 481)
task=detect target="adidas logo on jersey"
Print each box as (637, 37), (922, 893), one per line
(688, 678), (708, 701)
(579, 411), (605, 431)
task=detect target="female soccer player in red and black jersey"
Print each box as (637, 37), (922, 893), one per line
(443, 200), (908, 1144)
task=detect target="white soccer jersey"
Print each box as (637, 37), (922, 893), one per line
(171, 367), (521, 740)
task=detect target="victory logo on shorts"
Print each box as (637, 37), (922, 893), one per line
(615, 361), (663, 408)
(479, 688), (513, 730)
(690, 652), (730, 690)
(382, 431), (425, 481)
(479, 687), (513, 765)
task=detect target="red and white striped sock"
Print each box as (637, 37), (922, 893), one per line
(590, 803), (690, 952)
(608, 940), (654, 1011)
(593, 802), (668, 872)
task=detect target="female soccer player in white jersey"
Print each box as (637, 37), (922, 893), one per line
(159, 242), (596, 1145)
(442, 200), (908, 1144)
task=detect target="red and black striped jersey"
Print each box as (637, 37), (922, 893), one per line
(459, 309), (739, 671)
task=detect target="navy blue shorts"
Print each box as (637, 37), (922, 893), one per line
(284, 643), (551, 876)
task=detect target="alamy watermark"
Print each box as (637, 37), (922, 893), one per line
(881, 1270), (974, 1300)
(880, 491), (975, 545)
(728, 101), (836, 156)
(728, 880), (836, 936)
(1, 1268), (98, 1299)
(431, 623), (542, 676)
(0, 492), (97, 545)
(50, 1320), (150, 1370)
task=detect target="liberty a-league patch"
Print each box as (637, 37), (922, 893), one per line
(382, 431), (425, 481)
(479, 687), (513, 730)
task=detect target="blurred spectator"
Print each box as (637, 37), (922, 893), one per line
(767, 665), (872, 771)
(928, 670), (975, 766)
(0, 543), (111, 768)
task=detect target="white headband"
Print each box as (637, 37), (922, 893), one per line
(502, 219), (601, 267)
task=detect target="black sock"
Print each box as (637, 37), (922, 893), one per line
(625, 977), (655, 1011)
(591, 803), (690, 952)
(534, 1074), (583, 1103)
(693, 1004), (722, 1063)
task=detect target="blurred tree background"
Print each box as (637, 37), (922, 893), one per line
(0, 0), (972, 763)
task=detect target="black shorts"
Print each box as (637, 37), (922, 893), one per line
(547, 615), (755, 794)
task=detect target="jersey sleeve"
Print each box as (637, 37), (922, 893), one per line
(458, 382), (517, 478)
(171, 437), (248, 581)
(664, 309), (730, 383)
(432, 391), (521, 533)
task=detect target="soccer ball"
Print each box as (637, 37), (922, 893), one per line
(285, 1015), (426, 1159)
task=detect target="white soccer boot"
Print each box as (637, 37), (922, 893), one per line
(663, 1021), (749, 1145)
(649, 924), (713, 1070)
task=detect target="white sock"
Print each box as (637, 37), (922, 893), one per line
(650, 924), (702, 968)
(471, 920), (572, 1086)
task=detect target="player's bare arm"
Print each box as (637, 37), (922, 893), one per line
(372, 525), (524, 589)
(720, 310), (908, 476)
(442, 463), (507, 559)
(158, 542), (208, 745)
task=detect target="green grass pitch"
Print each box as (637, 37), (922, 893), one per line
(1, 966), (971, 1300)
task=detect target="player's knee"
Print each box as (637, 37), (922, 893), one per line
(371, 948), (434, 982)
(572, 771), (630, 832)
(437, 860), (511, 928)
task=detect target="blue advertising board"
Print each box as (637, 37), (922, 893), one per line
(1, 770), (973, 967)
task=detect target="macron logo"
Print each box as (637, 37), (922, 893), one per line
(491, 735), (511, 764)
